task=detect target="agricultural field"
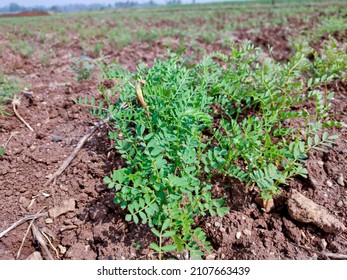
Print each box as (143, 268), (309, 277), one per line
(0, 1), (347, 260)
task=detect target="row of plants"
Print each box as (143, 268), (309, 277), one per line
(1, 2), (346, 65)
(79, 37), (346, 258)
(0, 73), (21, 155)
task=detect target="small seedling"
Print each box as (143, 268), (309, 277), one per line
(70, 57), (95, 81)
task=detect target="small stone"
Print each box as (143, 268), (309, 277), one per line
(337, 174), (345, 187)
(45, 218), (53, 224)
(18, 196), (28, 205)
(59, 184), (69, 192)
(206, 254), (216, 260)
(5, 190), (13, 197)
(319, 239), (327, 250)
(26, 251), (42, 260)
(58, 245), (67, 255)
(42, 192), (50, 198)
(220, 227), (226, 233)
(236, 231), (242, 239)
(326, 180), (333, 187)
(214, 221), (221, 227)
(317, 160), (324, 167)
(255, 196), (274, 212)
(309, 177), (320, 189)
(336, 201), (343, 207)
(242, 229), (252, 236)
(52, 135), (63, 142)
(206, 223), (212, 227)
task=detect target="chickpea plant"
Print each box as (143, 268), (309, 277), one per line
(100, 52), (228, 259)
(79, 41), (345, 259)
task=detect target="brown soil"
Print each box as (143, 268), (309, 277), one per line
(0, 9), (346, 260)
(0, 11), (50, 18)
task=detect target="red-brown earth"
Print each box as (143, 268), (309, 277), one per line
(0, 8), (346, 260)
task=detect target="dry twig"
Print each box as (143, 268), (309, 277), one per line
(44, 115), (110, 187)
(31, 223), (54, 260)
(12, 95), (34, 132)
(293, 242), (347, 260)
(16, 208), (46, 259)
(41, 230), (59, 259)
(4, 131), (19, 148)
(0, 212), (48, 238)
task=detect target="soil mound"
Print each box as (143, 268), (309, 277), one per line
(0, 11), (50, 18)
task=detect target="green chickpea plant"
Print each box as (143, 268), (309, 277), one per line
(78, 40), (346, 259)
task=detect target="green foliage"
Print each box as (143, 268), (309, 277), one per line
(78, 40), (344, 258)
(99, 52), (226, 259)
(78, 40), (343, 258)
(9, 41), (34, 58)
(70, 57), (95, 82)
(70, 3), (347, 258)
(0, 73), (20, 117)
(315, 17), (347, 38)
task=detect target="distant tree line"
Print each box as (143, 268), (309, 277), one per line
(0, 1), (200, 14)
(0, 2), (162, 13)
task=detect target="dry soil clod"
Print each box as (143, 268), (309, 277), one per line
(48, 198), (76, 219)
(287, 189), (346, 233)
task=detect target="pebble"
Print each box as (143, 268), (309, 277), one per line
(220, 227), (226, 233)
(310, 253), (318, 260)
(319, 239), (327, 250)
(317, 160), (324, 167)
(206, 223), (212, 227)
(214, 221), (221, 227)
(5, 190), (13, 197)
(18, 196), (27, 204)
(336, 201), (343, 207)
(337, 174), (345, 187)
(45, 218), (54, 224)
(242, 229), (252, 236)
(52, 135), (64, 142)
(236, 232), (242, 239)
(326, 180), (333, 187)
(26, 251), (42, 260)
(206, 254), (216, 260)
(309, 177), (319, 189)
(58, 245), (67, 255)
